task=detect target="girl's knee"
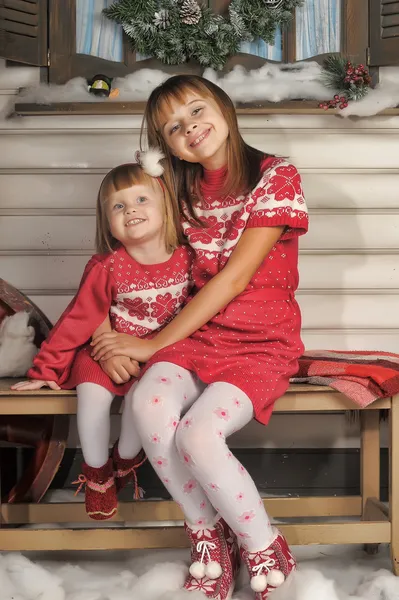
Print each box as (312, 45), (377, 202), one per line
(129, 386), (151, 432)
(77, 383), (114, 412)
(129, 378), (174, 435)
(175, 420), (211, 467)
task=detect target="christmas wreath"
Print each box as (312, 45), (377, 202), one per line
(103, 0), (303, 70)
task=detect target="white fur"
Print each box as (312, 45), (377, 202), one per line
(0, 311), (37, 377)
(139, 148), (165, 177)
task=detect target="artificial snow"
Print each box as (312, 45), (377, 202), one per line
(203, 62), (331, 103)
(14, 62), (399, 118)
(1, 543), (399, 600)
(17, 62), (330, 106)
(16, 69), (170, 105)
(341, 67), (399, 118)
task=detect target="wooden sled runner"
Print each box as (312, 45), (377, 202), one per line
(0, 279), (69, 503)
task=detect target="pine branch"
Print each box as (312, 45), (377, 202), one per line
(103, 0), (304, 69)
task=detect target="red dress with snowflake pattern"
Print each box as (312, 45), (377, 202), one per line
(28, 245), (193, 395)
(143, 157), (309, 424)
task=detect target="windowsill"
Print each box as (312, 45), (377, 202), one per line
(12, 100), (399, 116)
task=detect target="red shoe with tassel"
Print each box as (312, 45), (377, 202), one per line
(111, 442), (147, 498)
(73, 457), (117, 520)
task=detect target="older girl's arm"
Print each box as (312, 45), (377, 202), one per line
(93, 315), (112, 339)
(92, 226), (283, 362)
(94, 316), (140, 382)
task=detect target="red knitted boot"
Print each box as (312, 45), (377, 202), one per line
(240, 528), (296, 599)
(183, 516), (240, 599)
(111, 442), (147, 497)
(73, 458), (117, 521)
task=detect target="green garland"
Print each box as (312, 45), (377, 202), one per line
(103, 0), (303, 71)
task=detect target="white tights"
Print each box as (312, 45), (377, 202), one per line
(128, 362), (274, 552)
(77, 382), (142, 468)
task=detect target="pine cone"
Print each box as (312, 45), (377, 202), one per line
(180, 0), (201, 25)
(153, 8), (170, 29)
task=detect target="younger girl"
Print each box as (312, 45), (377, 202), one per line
(92, 75), (308, 599)
(12, 151), (193, 521)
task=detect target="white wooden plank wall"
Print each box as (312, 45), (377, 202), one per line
(1, 118), (398, 352)
(1, 63), (398, 448)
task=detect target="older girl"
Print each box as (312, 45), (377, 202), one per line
(93, 76), (308, 598)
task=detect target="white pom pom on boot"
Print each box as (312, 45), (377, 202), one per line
(267, 569), (286, 588)
(250, 573), (268, 593)
(206, 561), (223, 579)
(240, 528), (297, 599)
(189, 561), (206, 579)
(184, 516), (240, 599)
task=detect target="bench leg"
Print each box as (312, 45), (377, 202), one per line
(390, 395), (399, 575)
(361, 410), (381, 555)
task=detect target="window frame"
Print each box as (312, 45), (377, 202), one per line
(48, 0), (369, 83)
(48, 0), (206, 84)
(11, 0), (399, 114)
(210, 0), (368, 68)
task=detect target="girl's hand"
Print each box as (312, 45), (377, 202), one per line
(91, 332), (156, 363)
(100, 356), (140, 384)
(11, 379), (61, 391)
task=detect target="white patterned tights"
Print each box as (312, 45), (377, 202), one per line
(127, 362), (274, 552)
(77, 382), (142, 468)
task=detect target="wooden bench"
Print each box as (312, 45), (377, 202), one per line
(1, 379), (398, 574)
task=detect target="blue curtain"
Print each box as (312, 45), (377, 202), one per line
(76, 0), (123, 62)
(296, 0), (341, 60)
(239, 28), (283, 61)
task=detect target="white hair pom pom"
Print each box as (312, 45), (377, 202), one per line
(137, 148), (165, 177)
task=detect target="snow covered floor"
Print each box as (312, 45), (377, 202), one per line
(0, 543), (398, 600)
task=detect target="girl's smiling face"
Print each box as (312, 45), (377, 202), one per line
(106, 182), (165, 249)
(162, 92), (229, 170)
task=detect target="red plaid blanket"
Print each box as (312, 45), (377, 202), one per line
(291, 350), (399, 408)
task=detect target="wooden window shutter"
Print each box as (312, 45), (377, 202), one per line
(369, 0), (399, 66)
(0, 0), (48, 66)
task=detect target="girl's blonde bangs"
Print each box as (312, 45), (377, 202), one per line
(95, 162), (182, 256)
(100, 165), (154, 201)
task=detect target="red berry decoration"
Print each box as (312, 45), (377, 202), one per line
(320, 54), (372, 111)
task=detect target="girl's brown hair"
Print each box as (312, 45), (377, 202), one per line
(95, 162), (183, 255)
(141, 74), (269, 224)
